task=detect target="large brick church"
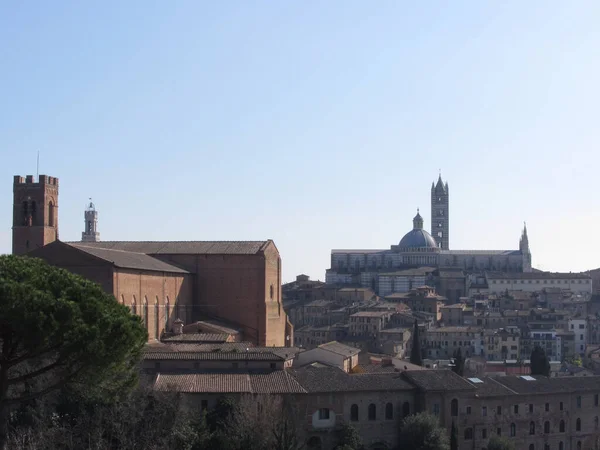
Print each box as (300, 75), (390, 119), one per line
(11, 174), (292, 346)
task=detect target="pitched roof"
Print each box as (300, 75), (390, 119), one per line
(291, 366), (414, 392)
(69, 244), (188, 273)
(402, 369), (476, 392)
(493, 375), (600, 394)
(66, 241), (271, 255)
(143, 352), (284, 361)
(162, 333), (230, 343)
(154, 371), (306, 394)
(318, 341), (360, 357)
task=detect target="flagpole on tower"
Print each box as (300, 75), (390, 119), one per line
(36, 151), (40, 180)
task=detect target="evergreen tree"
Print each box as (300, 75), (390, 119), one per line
(450, 421), (458, 450)
(530, 345), (551, 377)
(486, 435), (515, 450)
(0, 255), (147, 450)
(398, 412), (449, 450)
(451, 348), (465, 376)
(410, 319), (423, 366)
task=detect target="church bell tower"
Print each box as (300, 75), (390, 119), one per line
(82, 199), (100, 242)
(431, 174), (449, 250)
(12, 175), (59, 255)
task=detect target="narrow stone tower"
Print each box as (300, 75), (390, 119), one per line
(520, 222), (532, 272)
(431, 174), (449, 250)
(82, 199), (100, 242)
(12, 175), (59, 255)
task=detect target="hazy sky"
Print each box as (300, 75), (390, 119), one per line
(2, 2), (599, 282)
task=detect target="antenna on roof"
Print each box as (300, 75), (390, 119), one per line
(36, 151), (40, 180)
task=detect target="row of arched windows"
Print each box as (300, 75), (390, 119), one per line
(121, 294), (177, 339)
(349, 402), (410, 422)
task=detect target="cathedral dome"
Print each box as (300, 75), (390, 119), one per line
(399, 229), (438, 249)
(398, 210), (439, 249)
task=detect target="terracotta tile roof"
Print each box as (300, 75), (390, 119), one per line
(66, 241), (271, 255)
(493, 375), (600, 394)
(154, 371), (306, 394)
(144, 342), (302, 359)
(143, 352), (284, 361)
(291, 366), (414, 392)
(401, 369), (476, 392)
(69, 244), (188, 274)
(318, 341), (360, 357)
(162, 333), (230, 343)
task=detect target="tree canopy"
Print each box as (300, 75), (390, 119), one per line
(410, 320), (423, 366)
(530, 345), (551, 377)
(486, 435), (515, 450)
(398, 412), (449, 450)
(0, 255), (147, 449)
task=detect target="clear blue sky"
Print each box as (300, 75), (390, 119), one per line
(1, 1), (599, 282)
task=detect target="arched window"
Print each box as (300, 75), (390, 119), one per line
(510, 423), (516, 437)
(560, 420), (565, 432)
(529, 445), (535, 450)
(143, 296), (148, 330)
(577, 442), (581, 450)
(529, 422), (535, 435)
(385, 403), (393, 420)
(402, 402), (410, 417)
(48, 201), (55, 227)
(165, 297), (170, 330)
(559, 442), (564, 450)
(368, 403), (376, 421)
(131, 296), (137, 315)
(154, 298), (160, 339)
(576, 418), (581, 431)
(270, 284), (274, 300)
(544, 421), (550, 434)
(350, 404), (358, 422)
(451, 399), (458, 417)
(464, 428), (473, 440)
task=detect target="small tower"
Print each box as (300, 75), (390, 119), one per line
(413, 209), (424, 230)
(520, 222), (532, 272)
(82, 199), (100, 242)
(431, 173), (449, 250)
(12, 175), (59, 255)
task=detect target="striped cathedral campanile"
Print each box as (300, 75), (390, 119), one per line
(431, 174), (449, 250)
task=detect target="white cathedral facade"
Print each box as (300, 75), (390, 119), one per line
(325, 175), (532, 290)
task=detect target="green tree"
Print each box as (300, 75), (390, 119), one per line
(398, 412), (449, 450)
(336, 423), (363, 450)
(486, 435), (515, 450)
(451, 348), (465, 377)
(0, 255), (147, 450)
(530, 345), (551, 377)
(410, 320), (423, 366)
(450, 421), (458, 450)
(567, 355), (583, 367)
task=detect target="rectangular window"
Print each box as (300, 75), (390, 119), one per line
(577, 396), (582, 408)
(433, 404), (440, 416)
(560, 402), (564, 411)
(482, 429), (487, 439)
(466, 406), (472, 415)
(514, 405), (519, 414)
(318, 408), (330, 420)
(201, 400), (208, 411)
(595, 394), (599, 407)
(497, 406), (502, 415)
(482, 407), (487, 417)
(529, 404), (533, 413)
(497, 427), (501, 436)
